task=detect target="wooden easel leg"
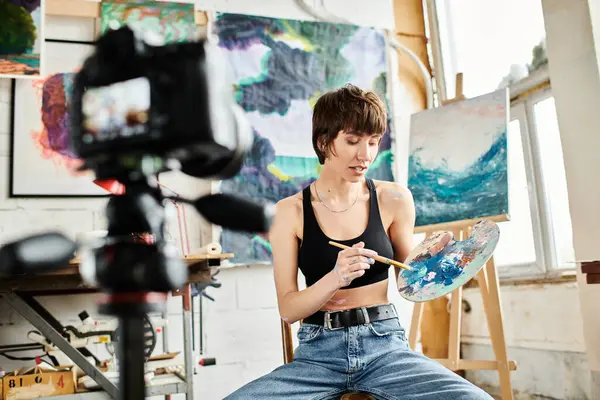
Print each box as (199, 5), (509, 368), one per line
(409, 302), (424, 350)
(446, 228), (465, 371)
(477, 258), (514, 399)
(447, 286), (462, 371)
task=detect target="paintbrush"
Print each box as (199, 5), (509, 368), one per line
(328, 241), (414, 271)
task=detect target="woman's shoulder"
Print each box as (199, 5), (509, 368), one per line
(275, 189), (306, 219)
(272, 189), (306, 238)
(372, 179), (412, 197)
(371, 179), (414, 209)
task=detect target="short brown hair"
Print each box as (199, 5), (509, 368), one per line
(312, 83), (387, 164)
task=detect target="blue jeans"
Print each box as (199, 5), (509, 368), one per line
(225, 312), (493, 399)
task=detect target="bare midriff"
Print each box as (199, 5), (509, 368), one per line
(321, 279), (390, 311)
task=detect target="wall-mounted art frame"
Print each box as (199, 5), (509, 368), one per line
(9, 39), (109, 197)
(0, 0), (46, 79)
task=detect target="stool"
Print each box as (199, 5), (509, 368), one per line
(280, 320), (374, 400)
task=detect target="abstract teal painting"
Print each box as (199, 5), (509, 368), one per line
(0, 0), (44, 78)
(214, 13), (394, 264)
(408, 89), (509, 228)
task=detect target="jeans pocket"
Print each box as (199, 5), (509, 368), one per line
(368, 318), (406, 340)
(297, 323), (324, 343)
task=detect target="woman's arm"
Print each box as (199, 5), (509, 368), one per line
(269, 196), (340, 324)
(382, 183), (417, 281)
(271, 191), (385, 324)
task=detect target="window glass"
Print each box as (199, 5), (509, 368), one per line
(436, 0), (546, 99)
(494, 119), (537, 268)
(533, 96), (575, 268)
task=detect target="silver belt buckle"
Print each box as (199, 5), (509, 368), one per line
(324, 311), (344, 330)
(389, 303), (398, 318)
(360, 306), (370, 324)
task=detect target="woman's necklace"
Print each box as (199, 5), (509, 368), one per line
(314, 182), (359, 213)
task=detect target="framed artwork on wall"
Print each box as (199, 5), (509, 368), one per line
(0, 0), (46, 79)
(9, 39), (109, 197)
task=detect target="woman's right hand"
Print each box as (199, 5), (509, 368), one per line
(332, 241), (378, 288)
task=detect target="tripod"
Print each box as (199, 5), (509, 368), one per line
(82, 177), (187, 400)
(0, 174), (274, 399)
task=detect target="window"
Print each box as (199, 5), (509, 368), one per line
(431, 0), (547, 99)
(530, 94), (575, 269)
(493, 117), (538, 270)
(498, 85), (575, 277)
(411, 83), (575, 278)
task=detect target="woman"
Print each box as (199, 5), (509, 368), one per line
(226, 84), (492, 400)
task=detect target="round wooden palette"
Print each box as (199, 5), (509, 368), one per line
(397, 219), (500, 302)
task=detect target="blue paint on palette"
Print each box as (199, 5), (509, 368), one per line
(397, 220), (500, 302)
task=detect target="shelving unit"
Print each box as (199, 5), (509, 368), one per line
(0, 253), (231, 399)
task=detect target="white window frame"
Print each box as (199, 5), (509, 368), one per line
(497, 98), (545, 278)
(497, 70), (575, 280)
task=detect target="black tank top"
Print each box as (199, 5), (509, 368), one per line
(297, 178), (395, 289)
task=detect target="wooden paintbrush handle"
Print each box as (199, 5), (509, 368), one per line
(328, 241), (413, 271)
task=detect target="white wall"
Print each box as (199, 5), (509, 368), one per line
(542, 1), (600, 398)
(462, 282), (591, 399)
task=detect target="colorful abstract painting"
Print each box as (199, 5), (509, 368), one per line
(11, 41), (107, 196)
(0, 0), (44, 78)
(408, 89), (509, 228)
(397, 219), (500, 302)
(214, 13), (394, 264)
(100, 0), (196, 44)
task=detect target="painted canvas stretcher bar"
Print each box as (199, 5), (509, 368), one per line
(45, 0), (209, 24)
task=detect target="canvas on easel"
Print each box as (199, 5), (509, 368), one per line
(408, 74), (510, 232)
(405, 74), (516, 399)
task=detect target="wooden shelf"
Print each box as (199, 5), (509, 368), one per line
(0, 253), (232, 293)
(46, 0), (209, 25)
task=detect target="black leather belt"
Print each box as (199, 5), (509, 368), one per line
(304, 304), (397, 330)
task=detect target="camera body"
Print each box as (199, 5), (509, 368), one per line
(70, 25), (250, 180)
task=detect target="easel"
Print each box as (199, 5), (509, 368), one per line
(407, 74), (517, 400)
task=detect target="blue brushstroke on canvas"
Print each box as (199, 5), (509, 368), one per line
(409, 129), (508, 227)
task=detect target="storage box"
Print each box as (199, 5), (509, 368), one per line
(3, 365), (75, 399)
